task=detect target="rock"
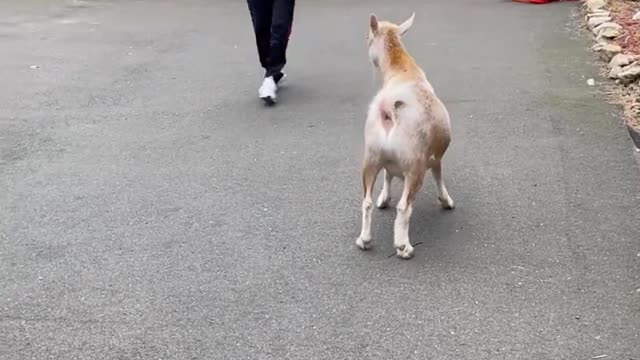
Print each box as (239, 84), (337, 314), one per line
(594, 22), (623, 39)
(595, 43), (622, 60)
(609, 54), (640, 68)
(588, 16), (611, 29)
(586, 11), (610, 22)
(587, 16), (611, 29)
(587, 10), (610, 18)
(618, 62), (640, 84)
(588, 9), (610, 15)
(609, 66), (622, 79)
(601, 28), (622, 39)
(633, 11), (640, 21)
(586, 0), (607, 11)
(587, 78), (596, 86)
(588, 12), (610, 17)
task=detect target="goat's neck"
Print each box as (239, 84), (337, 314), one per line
(379, 33), (417, 84)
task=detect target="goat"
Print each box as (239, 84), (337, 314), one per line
(356, 12), (455, 259)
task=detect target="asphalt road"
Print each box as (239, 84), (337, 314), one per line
(1, 0), (639, 359)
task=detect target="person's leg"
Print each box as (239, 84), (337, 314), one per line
(248, 0), (279, 105)
(247, 0), (273, 72)
(267, 0), (295, 83)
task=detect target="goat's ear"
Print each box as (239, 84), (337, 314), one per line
(369, 13), (379, 34)
(398, 12), (415, 35)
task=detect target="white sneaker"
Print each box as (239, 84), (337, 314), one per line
(258, 76), (277, 105)
(276, 72), (286, 86)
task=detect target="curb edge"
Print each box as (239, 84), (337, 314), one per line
(626, 125), (640, 150)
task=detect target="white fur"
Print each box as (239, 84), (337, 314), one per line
(363, 85), (423, 175)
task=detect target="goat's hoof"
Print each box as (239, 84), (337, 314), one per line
(438, 196), (455, 210)
(356, 236), (372, 250)
(395, 244), (415, 259)
(376, 194), (390, 209)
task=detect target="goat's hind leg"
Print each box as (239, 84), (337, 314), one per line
(376, 169), (393, 209)
(431, 161), (455, 210)
(356, 160), (381, 250)
(394, 172), (424, 259)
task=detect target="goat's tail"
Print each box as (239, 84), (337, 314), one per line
(378, 98), (405, 133)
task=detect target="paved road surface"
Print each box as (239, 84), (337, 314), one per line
(1, 0), (639, 359)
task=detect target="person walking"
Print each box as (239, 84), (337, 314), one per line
(247, 0), (295, 105)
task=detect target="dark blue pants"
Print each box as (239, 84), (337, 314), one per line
(247, 0), (295, 82)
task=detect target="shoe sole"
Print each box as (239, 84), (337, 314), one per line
(261, 95), (276, 106)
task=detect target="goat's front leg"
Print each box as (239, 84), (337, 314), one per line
(356, 161), (380, 250)
(394, 172), (424, 259)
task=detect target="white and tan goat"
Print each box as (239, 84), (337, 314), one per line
(356, 12), (455, 259)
